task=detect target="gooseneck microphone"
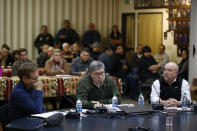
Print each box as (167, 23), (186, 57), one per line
(59, 93), (81, 118)
(61, 94), (76, 108)
(151, 83), (164, 110)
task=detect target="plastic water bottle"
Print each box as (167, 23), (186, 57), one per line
(85, 66), (88, 75)
(138, 93), (144, 105)
(76, 97), (82, 113)
(182, 93), (188, 111)
(112, 93), (118, 108)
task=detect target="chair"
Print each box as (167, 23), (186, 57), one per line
(138, 80), (153, 100)
(0, 104), (9, 130)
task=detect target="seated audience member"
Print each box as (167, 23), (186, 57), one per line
(12, 49), (19, 62)
(76, 61), (121, 109)
(129, 44), (143, 99)
(82, 23), (101, 50)
(178, 49), (189, 80)
(47, 46), (55, 57)
(71, 48), (94, 76)
(34, 25), (54, 54)
(8, 62), (45, 120)
(62, 43), (74, 63)
(109, 45), (132, 96)
(55, 19), (80, 48)
(150, 62), (191, 107)
(90, 42), (101, 60)
(138, 45), (161, 83)
(71, 43), (80, 58)
(37, 44), (50, 67)
(98, 47), (113, 73)
(12, 48), (32, 76)
(109, 25), (123, 49)
(45, 49), (69, 76)
(0, 44), (14, 68)
(153, 44), (169, 74)
(130, 44), (143, 69)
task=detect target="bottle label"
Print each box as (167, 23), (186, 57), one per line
(112, 97), (118, 108)
(77, 106), (82, 113)
(182, 101), (187, 108)
(112, 102), (118, 107)
(139, 101), (144, 105)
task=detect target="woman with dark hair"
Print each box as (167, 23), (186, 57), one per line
(109, 25), (123, 49)
(178, 49), (189, 80)
(138, 45), (161, 83)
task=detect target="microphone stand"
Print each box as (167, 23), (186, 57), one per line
(58, 92), (81, 118)
(151, 83), (164, 110)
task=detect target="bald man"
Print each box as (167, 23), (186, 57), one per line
(82, 23), (101, 49)
(150, 62), (191, 107)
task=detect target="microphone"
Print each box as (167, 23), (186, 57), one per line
(45, 113), (64, 127)
(59, 93), (80, 118)
(151, 83), (164, 110)
(94, 76), (107, 114)
(61, 94), (76, 108)
(55, 90), (76, 109)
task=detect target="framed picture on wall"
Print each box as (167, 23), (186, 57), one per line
(134, 0), (167, 9)
(177, 44), (188, 57)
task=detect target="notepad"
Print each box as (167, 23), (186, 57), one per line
(31, 111), (69, 119)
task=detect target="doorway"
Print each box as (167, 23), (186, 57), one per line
(138, 13), (163, 55)
(122, 13), (135, 64)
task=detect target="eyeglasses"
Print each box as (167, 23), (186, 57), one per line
(29, 76), (39, 81)
(93, 72), (105, 77)
(163, 68), (176, 73)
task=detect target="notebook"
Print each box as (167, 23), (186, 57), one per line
(118, 105), (154, 114)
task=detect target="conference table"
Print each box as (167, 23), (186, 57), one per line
(0, 75), (123, 101)
(5, 109), (197, 131)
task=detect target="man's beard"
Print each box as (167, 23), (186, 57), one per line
(93, 81), (103, 88)
(163, 75), (169, 82)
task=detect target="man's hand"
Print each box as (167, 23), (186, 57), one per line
(33, 81), (42, 91)
(122, 65), (128, 71)
(80, 72), (86, 76)
(91, 101), (103, 109)
(168, 98), (178, 106)
(149, 65), (161, 73)
(161, 98), (180, 107)
(93, 103), (103, 109)
(59, 34), (66, 39)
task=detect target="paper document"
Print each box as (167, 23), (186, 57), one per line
(31, 111), (69, 119)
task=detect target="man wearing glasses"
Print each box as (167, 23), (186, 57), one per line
(9, 62), (45, 120)
(150, 62), (191, 107)
(76, 61), (121, 109)
(12, 48), (32, 76)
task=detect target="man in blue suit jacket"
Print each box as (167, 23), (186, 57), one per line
(8, 62), (45, 120)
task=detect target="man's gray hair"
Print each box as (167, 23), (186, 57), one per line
(88, 61), (105, 73)
(165, 62), (179, 72)
(175, 64), (179, 72)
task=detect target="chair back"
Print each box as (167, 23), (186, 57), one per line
(0, 104), (9, 128)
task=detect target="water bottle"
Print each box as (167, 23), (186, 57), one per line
(85, 66), (88, 75)
(182, 93), (188, 111)
(76, 97), (82, 113)
(138, 93), (144, 105)
(112, 93), (118, 108)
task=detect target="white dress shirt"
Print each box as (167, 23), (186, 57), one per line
(150, 78), (191, 104)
